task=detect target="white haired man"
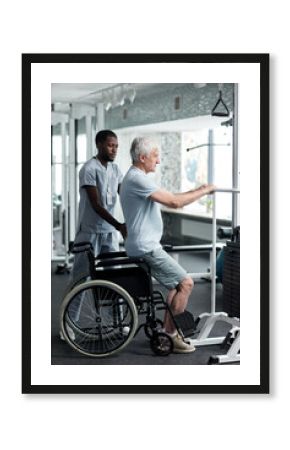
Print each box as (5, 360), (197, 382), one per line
(120, 137), (215, 353)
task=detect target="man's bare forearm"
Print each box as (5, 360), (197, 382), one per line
(173, 185), (213, 208)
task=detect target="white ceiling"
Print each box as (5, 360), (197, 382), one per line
(51, 83), (190, 105)
(51, 83), (227, 132)
(51, 83), (118, 103)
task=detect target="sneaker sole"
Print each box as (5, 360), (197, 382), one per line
(173, 346), (196, 354)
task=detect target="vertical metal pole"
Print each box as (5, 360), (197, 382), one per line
(61, 121), (69, 263)
(86, 115), (93, 159)
(232, 84), (239, 229)
(211, 192), (217, 314)
(69, 117), (76, 242)
(209, 128), (214, 303)
(208, 129), (214, 183)
(96, 103), (105, 131)
(51, 127), (54, 256)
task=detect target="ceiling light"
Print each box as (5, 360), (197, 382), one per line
(193, 83), (206, 89)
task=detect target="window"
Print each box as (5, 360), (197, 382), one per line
(52, 132), (62, 228)
(51, 124), (69, 256)
(181, 126), (233, 220)
(112, 117), (235, 223)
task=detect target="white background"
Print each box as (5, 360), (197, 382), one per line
(0, 1), (287, 449)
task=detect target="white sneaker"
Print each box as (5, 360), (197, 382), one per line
(184, 337), (196, 345)
(172, 333), (196, 353)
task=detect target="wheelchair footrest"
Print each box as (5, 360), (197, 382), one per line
(173, 311), (198, 337)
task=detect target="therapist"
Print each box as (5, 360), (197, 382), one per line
(70, 129), (126, 284)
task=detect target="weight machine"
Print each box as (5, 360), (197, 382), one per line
(193, 188), (240, 364)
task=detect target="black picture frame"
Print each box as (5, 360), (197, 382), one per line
(22, 53), (269, 394)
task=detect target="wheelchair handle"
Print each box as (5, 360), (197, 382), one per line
(71, 241), (94, 254)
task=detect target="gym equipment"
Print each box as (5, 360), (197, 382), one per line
(216, 247), (224, 283)
(55, 241), (74, 274)
(215, 226), (239, 283)
(193, 84), (240, 364)
(223, 228), (240, 318)
(208, 226), (240, 364)
(217, 227), (232, 240)
(188, 188), (240, 364)
(59, 242), (198, 358)
(211, 89), (230, 117)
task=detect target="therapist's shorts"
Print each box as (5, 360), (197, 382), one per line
(141, 246), (188, 290)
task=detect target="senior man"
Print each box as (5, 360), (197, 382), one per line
(120, 137), (215, 353)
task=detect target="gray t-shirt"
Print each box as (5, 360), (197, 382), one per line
(76, 157), (123, 233)
(120, 166), (163, 256)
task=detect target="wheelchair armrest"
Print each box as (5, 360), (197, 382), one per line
(95, 256), (144, 268)
(163, 244), (173, 252)
(98, 251), (127, 260)
(163, 243), (224, 253)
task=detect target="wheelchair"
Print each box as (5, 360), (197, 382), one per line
(59, 242), (198, 358)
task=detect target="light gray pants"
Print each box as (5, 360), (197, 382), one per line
(69, 231), (119, 286)
(67, 231), (119, 323)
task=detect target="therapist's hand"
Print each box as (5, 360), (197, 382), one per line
(118, 223), (127, 240)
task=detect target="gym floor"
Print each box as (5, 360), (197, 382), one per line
(51, 252), (239, 365)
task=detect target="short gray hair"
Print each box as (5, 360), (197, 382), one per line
(130, 137), (158, 163)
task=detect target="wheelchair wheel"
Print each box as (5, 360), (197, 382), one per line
(150, 332), (173, 356)
(144, 319), (163, 339)
(60, 279), (138, 357)
(62, 274), (90, 298)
